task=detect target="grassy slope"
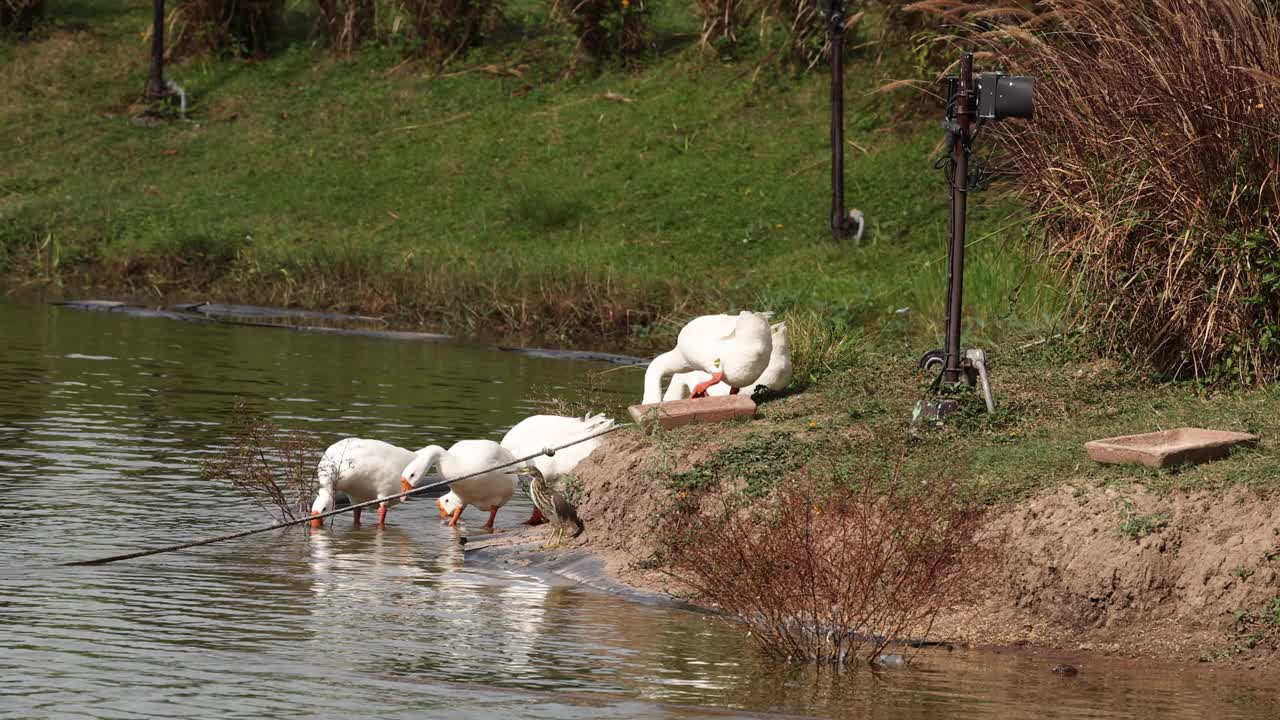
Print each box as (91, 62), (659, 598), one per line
(4, 1), (1279, 508)
(0, 1), (1058, 350)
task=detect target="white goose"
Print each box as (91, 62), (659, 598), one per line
(437, 412), (615, 524)
(400, 439), (516, 530)
(642, 311), (773, 405)
(310, 438), (422, 529)
(663, 322), (791, 401)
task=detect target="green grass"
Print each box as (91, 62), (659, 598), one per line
(0, 0), (1060, 351)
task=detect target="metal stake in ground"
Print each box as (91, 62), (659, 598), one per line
(146, 0), (167, 103)
(825, 0), (863, 241)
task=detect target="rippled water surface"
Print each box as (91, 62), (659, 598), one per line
(2, 300), (1278, 719)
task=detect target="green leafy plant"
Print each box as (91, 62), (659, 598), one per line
(551, 0), (649, 64)
(1115, 498), (1170, 541)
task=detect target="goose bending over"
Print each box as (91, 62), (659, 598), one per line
(663, 322), (791, 401)
(501, 412), (614, 524)
(643, 311), (773, 404)
(310, 438), (423, 529)
(400, 440), (516, 531)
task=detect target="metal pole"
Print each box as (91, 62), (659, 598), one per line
(146, 0), (166, 102)
(828, 0), (846, 237)
(942, 53), (973, 384)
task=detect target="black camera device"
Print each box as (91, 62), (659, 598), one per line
(946, 72), (1035, 122)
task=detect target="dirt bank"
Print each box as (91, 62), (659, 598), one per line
(475, 430), (1280, 669)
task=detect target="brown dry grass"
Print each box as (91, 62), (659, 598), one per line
(691, 0), (750, 47)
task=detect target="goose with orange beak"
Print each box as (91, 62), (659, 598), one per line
(400, 439), (516, 531)
(310, 438), (430, 529)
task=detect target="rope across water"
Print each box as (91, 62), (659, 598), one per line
(65, 422), (631, 567)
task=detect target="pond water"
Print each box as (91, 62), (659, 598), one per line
(1, 300), (1277, 719)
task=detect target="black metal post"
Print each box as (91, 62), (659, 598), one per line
(827, 0), (846, 237)
(146, 0), (166, 102)
(942, 53), (974, 384)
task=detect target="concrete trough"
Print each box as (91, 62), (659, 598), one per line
(628, 394), (757, 431)
(1085, 427), (1259, 469)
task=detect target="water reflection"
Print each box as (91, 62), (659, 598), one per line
(2, 300), (1279, 719)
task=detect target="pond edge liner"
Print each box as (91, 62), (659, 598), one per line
(459, 526), (707, 613)
(51, 300), (651, 366)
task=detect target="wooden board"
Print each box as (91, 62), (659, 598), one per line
(628, 394), (757, 431)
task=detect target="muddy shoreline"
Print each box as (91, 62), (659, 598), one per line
(471, 433), (1280, 671)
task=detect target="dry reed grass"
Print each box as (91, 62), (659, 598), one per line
(165, 0), (283, 58)
(692, 0), (750, 47)
(659, 466), (994, 665)
(757, 0), (863, 70)
(314, 0), (375, 53)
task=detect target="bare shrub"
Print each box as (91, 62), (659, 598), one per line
(911, 0), (1280, 382)
(552, 0), (650, 62)
(659, 466), (994, 665)
(165, 0), (284, 58)
(200, 402), (322, 522)
(315, 0), (375, 53)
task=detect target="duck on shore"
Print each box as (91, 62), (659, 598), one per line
(642, 311), (773, 404)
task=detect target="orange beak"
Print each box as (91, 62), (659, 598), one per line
(310, 510), (322, 529)
(436, 497), (448, 519)
(401, 477), (412, 496)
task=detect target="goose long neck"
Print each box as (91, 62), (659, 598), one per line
(643, 350), (684, 405)
(415, 445), (447, 475)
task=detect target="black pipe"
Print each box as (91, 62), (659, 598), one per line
(146, 0), (166, 102)
(941, 53), (974, 384)
(828, 0), (846, 237)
